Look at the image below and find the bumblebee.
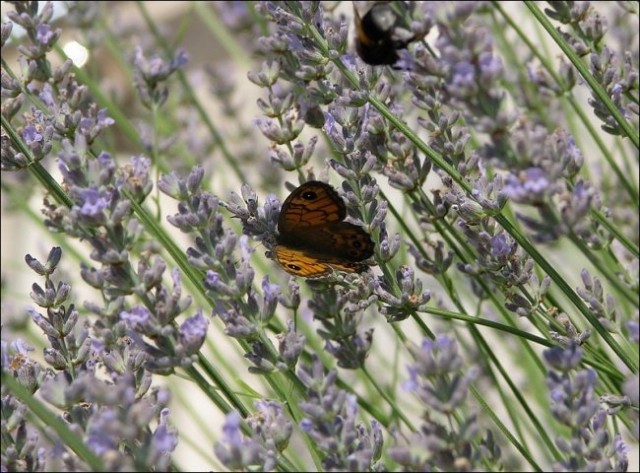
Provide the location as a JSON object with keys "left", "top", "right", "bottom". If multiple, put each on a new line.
{"left": 353, "top": 2, "right": 419, "bottom": 66}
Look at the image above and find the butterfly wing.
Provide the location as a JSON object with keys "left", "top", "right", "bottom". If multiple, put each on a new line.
{"left": 310, "top": 222, "right": 374, "bottom": 261}
{"left": 277, "top": 181, "right": 346, "bottom": 233}
{"left": 275, "top": 181, "right": 374, "bottom": 278}
{"left": 274, "top": 244, "right": 369, "bottom": 278}
{"left": 273, "top": 246, "right": 335, "bottom": 278}
{"left": 275, "top": 222, "right": 374, "bottom": 277}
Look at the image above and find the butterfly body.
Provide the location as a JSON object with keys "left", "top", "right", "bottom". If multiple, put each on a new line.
{"left": 274, "top": 181, "right": 374, "bottom": 278}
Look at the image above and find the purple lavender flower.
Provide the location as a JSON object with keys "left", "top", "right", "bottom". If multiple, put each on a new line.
{"left": 86, "top": 408, "right": 119, "bottom": 455}
{"left": 149, "top": 408, "right": 178, "bottom": 470}
{"left": 35, "top": 24, "right": 56, "bottom": 45}
{"left": 544, "top": 343, "right": 630, "bottom": 470}
{"left": 178, "top": 310, "right": 209, "bottom": 355}
{"left": 390, "top": 336, "right": 490, "bottom": 470}
{"left": 503, "top": 167, "right": 551, "bottom": 204}
{"left": 405, "top": 336, "right": 476, "bottom": 410}
{"left": 276, "top": 320, "right": 305, "bottom": 368}
{"left": 247, "top": 400, "right": 293, "bottom": 453}
{"left": 489, "top": 233, "right": 511, "bottom": 260}
{"left": 24, "top": 246, "right": 62, "bottom": 276}
{"left": 74, "top": 107, "right": 115, "bottom": 144}
{"left": 73, "top": 188, "right": 110, "bottom": 223}
{"left": 120, "top": 306, "right": 152, "bottom": 331}
{"left": 22, "top": 124, "right": 43, "bottom": 146}
{"left": 260, "top": 276, "right": 281, "bottom": 322}
{"left": 450, "top": 59, "right": 477, "bottom": 96}
{"left": 1, "top": 20, "right": 13, "bottom": 47}
{"left": 214, "top": 411, "right": 264, "bottom": 470}
{"left": 132, "top": 46, "right": 188, "bottom": 108}
{"left": 297, "top": 358, "right": 385, "bottom": 470}
{"left": 374, "top": 266, "right": 431, "bottom": 322}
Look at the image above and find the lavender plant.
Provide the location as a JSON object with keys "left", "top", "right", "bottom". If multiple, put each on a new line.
{"left": 1, "top": 1, "right": 638, "bottom": 471}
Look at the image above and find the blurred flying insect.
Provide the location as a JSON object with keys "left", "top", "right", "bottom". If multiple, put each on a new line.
{"left": 353, "top": 1, "right": 423, "bottom": 67}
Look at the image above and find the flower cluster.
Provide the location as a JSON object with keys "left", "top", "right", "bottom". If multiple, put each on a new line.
{"left": 544, "top": 343, "right": 629, "bottom": 471}
{"left": 3, "top": 248, "right": 178, "bottom": 471}
{"left": 297, "top": 357, "right": 385, "bottom": 471}
{"left": 214, "top": 401, "right": 293, "bottom": 471}
{"left": 307, "top": 278, "right": 377, "bottom": 368}
{"left": 388, "top": 335, "right": 498, "bottom": 471}
{"left": 545, "top": 1, "right": 638, "bottom": 136}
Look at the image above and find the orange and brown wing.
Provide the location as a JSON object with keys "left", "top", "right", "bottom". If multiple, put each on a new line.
{"left": 274, "top": 246, "right": 369, "bottom": 278}
{"left": 277, "top": 181, "right": 346, "bottom": 233}
{"left": 274, "top": 222, "right": 374, "bottom": 277}
{"left": 275, "top": 180, "right": 375, "bottom": 278}
{"left": 274, "top": 246, "right": 334, "bottom": 278}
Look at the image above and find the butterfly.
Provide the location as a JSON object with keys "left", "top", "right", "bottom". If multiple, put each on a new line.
{"left": 274, "top": 181, "right": 375, "bottom": 278}
{"left": 353, "top": 1, "right": 421, "bottom": 67}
